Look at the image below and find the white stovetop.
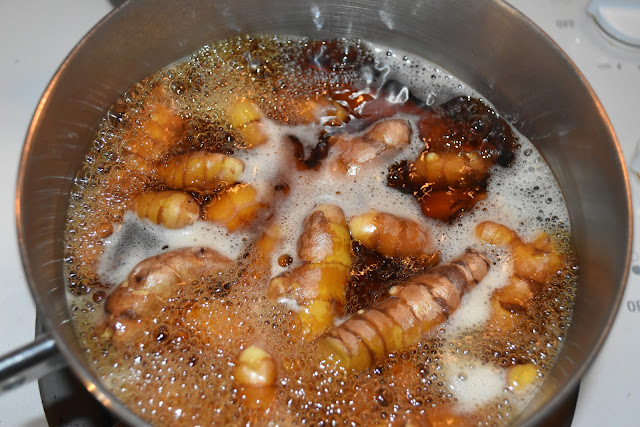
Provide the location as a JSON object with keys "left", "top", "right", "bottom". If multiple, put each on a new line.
{"left": 0, "top": 1, "right": 638, "bottom": 425}
{"left": 0, "top": 1, "right": 113, "bottom": 425}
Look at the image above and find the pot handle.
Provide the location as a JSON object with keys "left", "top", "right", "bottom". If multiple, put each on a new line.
{"left": 0, "top": 334, "right": 67, "bottom": 392}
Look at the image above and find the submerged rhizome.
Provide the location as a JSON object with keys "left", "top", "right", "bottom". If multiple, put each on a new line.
{"left": 64, "top": 35, "right": 576, "bottom": 426}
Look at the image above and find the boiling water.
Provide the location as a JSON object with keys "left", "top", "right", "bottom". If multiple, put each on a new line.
{"left": 65, "top": 36, "right": 575, "bottom": 426}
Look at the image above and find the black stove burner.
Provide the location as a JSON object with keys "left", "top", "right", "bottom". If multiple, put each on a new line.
{"left": 36, "top": 315, "right": 121, "bottom": 427}
{"left": 39, "top": 367, "right": 121, "bottom": 427}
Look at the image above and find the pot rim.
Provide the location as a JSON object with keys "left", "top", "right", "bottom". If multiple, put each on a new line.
{"left": 14, "top": 0, "right": 632, "bottom": 425}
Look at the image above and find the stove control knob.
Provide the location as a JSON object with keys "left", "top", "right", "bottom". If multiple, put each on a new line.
{"left": 588, "top": 0, "right": 640, "bottom": 47}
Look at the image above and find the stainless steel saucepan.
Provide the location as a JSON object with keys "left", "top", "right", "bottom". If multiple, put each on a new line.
{"left": 1, "top": 0, "right": 631, "bottom": 425}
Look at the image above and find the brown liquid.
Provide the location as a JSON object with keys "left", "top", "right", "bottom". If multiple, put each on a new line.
{"left": 346, "top": 241, "right": 439, "bottom": 314}
{"left": 65, "top": 35, "right": 576, "bottom": 426}
{"left": 386, "top": 96, "right": 518, "bottom": 223}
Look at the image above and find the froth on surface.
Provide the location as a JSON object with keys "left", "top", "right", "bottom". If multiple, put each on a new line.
{"left": 445, "top": 249, "right": 513, "bottom": 332}
{"left": 99, "top": 211, "right": 249, "bottom": 285}
{"left": 441, "top": 350, "right": 508, "bottom": 412}
{"left": 64, "top": 35, "right": 575, "bottom": 426}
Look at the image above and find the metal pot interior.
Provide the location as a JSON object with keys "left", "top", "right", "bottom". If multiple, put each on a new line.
{"left": 16, "top": 0, "right": 631, "bottom": 425}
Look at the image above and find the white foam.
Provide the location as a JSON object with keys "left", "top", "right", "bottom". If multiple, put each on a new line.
{"left": 97, "top": 45, "right": 571, "bottom": 339}
{"left": 234, "top": 114, "right": 434, "bottom": 276}
{"left": 79, "top": 38, "right": 575, "bottom": 423}
{"left": 367, "top": 43, "right": 476, "bottom": 109}
{"left": 98, "top": 211, "right": 250, "bottom": 285}
{"left": 446, "top": 250, "right": 513, "bottom": 332}
{"left": 441, "top": 349, "right": 508, "bottom": 413}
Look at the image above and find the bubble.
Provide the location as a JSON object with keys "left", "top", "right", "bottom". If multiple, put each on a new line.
{"left": 170, "top": 79, "right": 187, "bottom": 95}
{"left": 247, "top": 55, "right": 271, "bottom": 78}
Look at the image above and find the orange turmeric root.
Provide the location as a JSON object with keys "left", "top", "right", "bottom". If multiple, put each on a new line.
{"left": 158, "top": 151, "right": 244, "bottom": 192}
{"left": 122, "top": 88, "right": 184, "bottom": 162}
{"left": 475, "top": 221, "right": 563, "bottom": 328}
{"left": 475, "top": 221, "right": 562, "bottom": 285}
{"left": 244, "top": 223, "right": 282, "bottom": 282}
{"left": 132, "top": 190, "right": 200, "bottom": 229}
{"left": 317, "top": 249, "right": 490, "bottom": 371}
{"left": 105, "top": 247, "right": 232, "bottom": 341}
{"left": 475, "top": 221, "right": 562, "bottom": 298}
{"left": 203, "top": 183, "right": 268, "bottom": 231}
{"left": 330, "top": 119, "right": 411, "bottom": 175}
{"left": 233, "top": 344, "right": 278, "bottom": 410}
{"left": 348, "top": 210, "right": 434, "bottom": 258}
{"left": 267, "top": 204, "right": 352, "bottom": 337}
